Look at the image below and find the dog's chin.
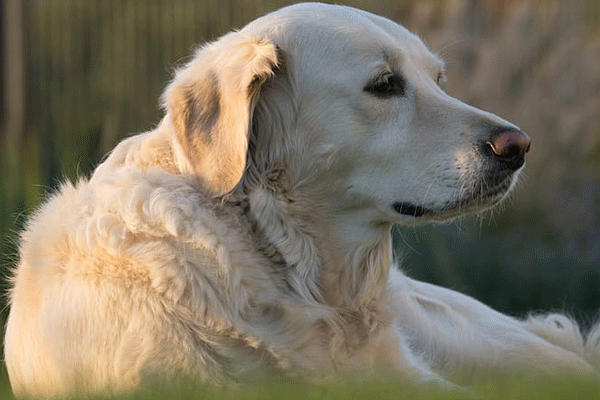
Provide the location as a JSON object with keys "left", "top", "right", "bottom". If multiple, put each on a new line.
{"left": 393, "top": 172, "right": 517, "bottom": 223}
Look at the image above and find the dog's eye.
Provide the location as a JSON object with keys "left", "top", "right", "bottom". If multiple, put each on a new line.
{"left": 365, "top": 73, "right": 406, "bottom": 97}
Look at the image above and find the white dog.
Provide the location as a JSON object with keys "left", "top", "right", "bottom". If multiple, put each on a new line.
{"left": 5, "top": 3, "right": 600, "bottom": 397}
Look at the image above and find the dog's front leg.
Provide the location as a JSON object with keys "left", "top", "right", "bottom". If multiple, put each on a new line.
{"left": 372, "top": 324, "right": 458, "bottom": 388}
{"left": 390, "top": 270, "right": 598, "bottom": 383}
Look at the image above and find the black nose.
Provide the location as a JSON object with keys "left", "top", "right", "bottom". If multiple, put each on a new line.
{"left": 486, "top": 129, "right": 531, "bottom": 170}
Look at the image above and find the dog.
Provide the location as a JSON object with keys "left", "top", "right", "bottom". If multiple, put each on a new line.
{"left": 5, "top": 3, "right": 600, "bottom": 397}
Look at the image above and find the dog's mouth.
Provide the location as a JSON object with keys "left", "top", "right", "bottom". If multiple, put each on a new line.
{"left": 392, "top": 171, "right": 516, "bottom": 220}
{"left": 392, "top": 202, "right": 429, "bottom": 217}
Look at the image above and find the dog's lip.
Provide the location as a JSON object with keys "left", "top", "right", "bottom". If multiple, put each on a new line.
{"left": 392, "top": 175, "right": 514, "bottom": 219}
{"left": 392, "top": 202, "right": 430, "bottom": 217}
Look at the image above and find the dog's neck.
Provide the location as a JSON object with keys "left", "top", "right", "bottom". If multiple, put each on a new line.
{"left": 245, "top": 181, "right": 393, "bottom": 312}
{"left": 319, "top": 216, "right": 393, "bottom": 309}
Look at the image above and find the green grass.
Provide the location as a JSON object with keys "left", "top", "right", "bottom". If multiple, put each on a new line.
{"left": 117, "top": 378, "right": 600, "bottom": 400}
{"left": 0, "top": 378, "right": 588, "bottom": 400}
{"left": 0, "top": 367, "right": 598, "bottom": 399}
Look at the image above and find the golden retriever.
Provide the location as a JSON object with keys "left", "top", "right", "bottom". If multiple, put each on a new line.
{"left": 5, "top": 3, "right": 599, "bottom": 397}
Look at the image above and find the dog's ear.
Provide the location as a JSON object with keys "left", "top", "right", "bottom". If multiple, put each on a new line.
{"left": 163, "top": 34, "right": 278, "bottom": 196}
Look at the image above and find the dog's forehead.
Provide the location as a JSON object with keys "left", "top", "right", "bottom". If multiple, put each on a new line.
{"left": 244, "top": 3, "right": 442, "bottom": 72}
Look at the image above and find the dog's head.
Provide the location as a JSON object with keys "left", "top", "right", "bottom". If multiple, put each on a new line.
{"left": 163, "top": 3, "right": 530, "bottom": 224}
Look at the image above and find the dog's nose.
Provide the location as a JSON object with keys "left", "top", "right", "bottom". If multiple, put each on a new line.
{"left": 486, "top": 129, "right": 531, "bottom": 170}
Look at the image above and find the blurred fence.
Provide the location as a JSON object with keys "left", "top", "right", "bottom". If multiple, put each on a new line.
{"left": 2, "top": 0, "right": 600, "bottom": 321}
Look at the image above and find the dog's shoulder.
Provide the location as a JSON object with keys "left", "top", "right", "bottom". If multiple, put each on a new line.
{"left": 16, "top": 129, "right": 269, "bottom": 303}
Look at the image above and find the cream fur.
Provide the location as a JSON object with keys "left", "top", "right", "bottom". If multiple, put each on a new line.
{"left": 5, "top": 3, "right": 600, "bottom": 397}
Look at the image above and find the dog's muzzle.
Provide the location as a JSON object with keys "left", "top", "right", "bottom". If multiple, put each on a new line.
{"left": 393, "top": 128, "right": 531, "bottom": 219}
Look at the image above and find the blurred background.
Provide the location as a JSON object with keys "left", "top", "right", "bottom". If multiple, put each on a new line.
{"left": 1, "top": 0, "right": 599, "bottom": 342}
